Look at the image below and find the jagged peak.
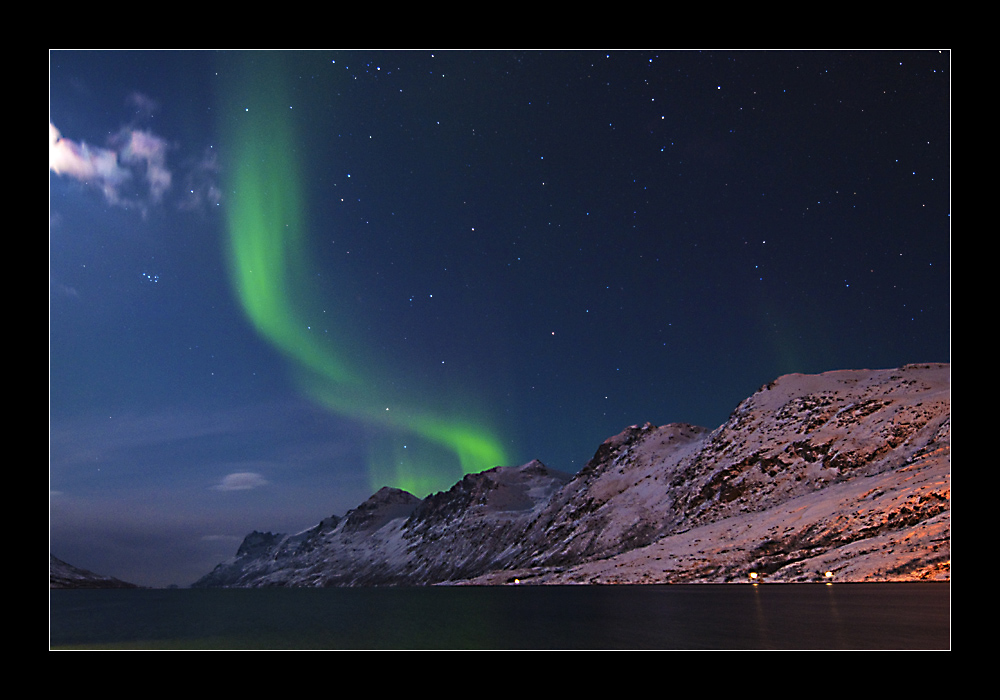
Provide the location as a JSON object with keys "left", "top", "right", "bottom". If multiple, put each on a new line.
{"left": 579, "top": 421, "right": 659, "bottom": 476}
{"left": 341, "top": 486, "right": 423, "bottom": 534}
{"left": 515, "top": 458, "right": 552, "bottom": 476}
{"left": 367, "top": 485, "right": 422, "bottom": 504}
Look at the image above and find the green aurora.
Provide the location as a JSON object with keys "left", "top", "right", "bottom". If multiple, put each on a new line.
{"left": 218, "top": 55, "right": 510, "bottom": 495}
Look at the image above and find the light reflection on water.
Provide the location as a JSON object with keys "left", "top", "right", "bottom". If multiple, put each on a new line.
{"left": 50, "top": 582, "right": 949, "bottom": 650}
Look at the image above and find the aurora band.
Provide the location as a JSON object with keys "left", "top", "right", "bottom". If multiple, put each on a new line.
{"left": 218, "top": 54, "right": 509, "bottom": 495}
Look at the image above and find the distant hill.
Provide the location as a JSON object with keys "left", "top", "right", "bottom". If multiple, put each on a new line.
{"left": 194, "top": 363, "right": 950, "bottom": 587}
{"left": 50, "top": 555, "right": 140, "bottom": 589}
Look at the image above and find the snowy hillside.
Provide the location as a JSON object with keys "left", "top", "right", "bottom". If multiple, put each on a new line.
{"left": 193, "top": 460, "right": 572, "bottom": 587}
{"left": 194, "top": 363, "right": 950, "bottom": 587}
{"left": 50, "top": 555, "right": 140, "bottom": 589}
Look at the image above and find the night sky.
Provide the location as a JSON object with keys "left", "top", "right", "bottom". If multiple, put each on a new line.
{"left": 49, "top": 50, "right": 950, "bottom": 587}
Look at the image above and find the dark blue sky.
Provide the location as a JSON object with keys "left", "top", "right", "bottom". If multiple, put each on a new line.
{"left": 49, "top": 50, "right": 950, "bottom": 587}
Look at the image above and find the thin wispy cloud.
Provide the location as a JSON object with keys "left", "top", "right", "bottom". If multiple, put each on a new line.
{"left": 126, "top": 91, "right": 160, "bottom": 120}
{"left": 178, "top": 145, "right": 222, "bottom": 211}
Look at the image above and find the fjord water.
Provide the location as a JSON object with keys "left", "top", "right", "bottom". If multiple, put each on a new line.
{"left": 50, "top": 582, "right": 949, "bottom": 650}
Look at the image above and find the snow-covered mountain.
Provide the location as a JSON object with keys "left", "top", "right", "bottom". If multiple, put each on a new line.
{"left": 193, "top": 363, "right": 950, "bottom": 587}
{"left": 50, "top": 555, "right": 140, "bottom": 589}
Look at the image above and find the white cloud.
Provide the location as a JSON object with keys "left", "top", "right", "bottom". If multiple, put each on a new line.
{"left": 49, "top": 117, "right": 218, "bottom": 215}
{"left": 118, "top": 128, "right": 172, "bottom": 203}
{"left": 49, "top": 123, "right": 132, "bottom": 200}
{"left": 212, "top": 472, "right": 270, "bottom": 491}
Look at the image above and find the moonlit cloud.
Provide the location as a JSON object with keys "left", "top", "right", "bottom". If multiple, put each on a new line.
{"left": 117, "top": 128, "right": 172, "bottom": 203}
{"left": 212, "top": 472, "right": 270, "bottom": 491}
{"left": 50, "top": 118, "right": 220, "bottom": 215}
{"left": 49, "top": 120, "right": 172, "bottom": 212}
{"left": 49, "top": 122, "right": 132, "bottom": 199}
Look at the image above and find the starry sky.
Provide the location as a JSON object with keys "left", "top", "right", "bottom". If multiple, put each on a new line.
{"left": 49, "top": 50, "right": 950, "bottom": 587}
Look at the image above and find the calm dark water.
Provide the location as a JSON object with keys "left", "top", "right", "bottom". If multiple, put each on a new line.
{"left": 50, "top": 582, "right": 949, "bottom": 650}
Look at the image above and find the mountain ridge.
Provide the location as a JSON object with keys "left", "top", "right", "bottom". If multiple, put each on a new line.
{"left": 193, "top": 362, "right": 950, "bottom": 587}
{"left": 49, "top": 555, "right": 141, "bottom": 589}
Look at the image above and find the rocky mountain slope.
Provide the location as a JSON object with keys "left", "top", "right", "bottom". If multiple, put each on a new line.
{"left": 50, "top": 555, "right": 140, "bottom": 589}
{"left": 193, "top": 363, "right": 950, "bottom": 587}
